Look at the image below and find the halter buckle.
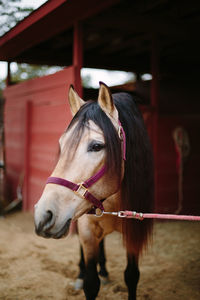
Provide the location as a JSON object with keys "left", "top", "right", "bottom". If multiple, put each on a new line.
{"left": 76, "top": 184, "right": 88, "bottom": 198}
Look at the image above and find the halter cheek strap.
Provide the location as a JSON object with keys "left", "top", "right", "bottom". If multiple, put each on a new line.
{"left": 46, "top": 120, "right": 126, "bottom": 212}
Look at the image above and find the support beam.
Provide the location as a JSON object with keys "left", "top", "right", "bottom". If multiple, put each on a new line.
{"left": 73, "top": 21, "right": 83, "bottom": 97}
{"left": 150, "top": 34, "right": 159, "bottom": 210}
{"left": 6, "top": 62, "right": 11, "bottom": 86}
{"left": 23, "top": 101, "right": 32, "bottom": 210}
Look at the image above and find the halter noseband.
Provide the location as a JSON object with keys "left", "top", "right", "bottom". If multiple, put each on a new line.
{"left": 46, "top": 165, "right": 106, "bottom": 211}
{"left": 46, "top": 120, "right": 126, "bottom": 213}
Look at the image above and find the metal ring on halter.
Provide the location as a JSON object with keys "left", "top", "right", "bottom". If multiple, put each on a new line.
{"left": 95, "top": 208, "right": 104, "bottom": 217}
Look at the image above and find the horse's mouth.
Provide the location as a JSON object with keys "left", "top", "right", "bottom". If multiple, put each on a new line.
{"left": 52, "top": 218, "right": 72, "bottom": 239}
{"left": 38, "top": 218, "right": 72, "bottom": 239}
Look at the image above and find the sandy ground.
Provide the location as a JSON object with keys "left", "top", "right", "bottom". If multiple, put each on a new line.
{"left": 0, "top": 212, "right": 199, "bottom": 300}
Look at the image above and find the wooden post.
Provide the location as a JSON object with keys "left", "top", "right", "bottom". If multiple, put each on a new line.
{"left": 73, "top": 21, "right": 83, "bottom": 97}
{"left": 23, "top": 101, "right": 32, "bottom": 211}
{"left": 150, "top": 35, "right": 159, "bottom": 210}
{"left": 6, "top": 62, "right": 11, "bottom": 86}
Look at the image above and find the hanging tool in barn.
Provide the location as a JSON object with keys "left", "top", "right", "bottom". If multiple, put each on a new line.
{"left": 172, "top": 127, "right": 190, "bottom": 214}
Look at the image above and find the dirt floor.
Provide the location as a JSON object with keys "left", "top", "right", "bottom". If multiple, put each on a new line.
{"left": 0, "top": 212, "right": 199, "bottom": 300}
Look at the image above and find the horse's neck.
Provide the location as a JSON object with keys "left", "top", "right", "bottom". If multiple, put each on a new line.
{"left": 101, "top": 190, "right": 122, "bottom": 234}
{"left": 103, "top": 190, "right": 121, "bottom": 212}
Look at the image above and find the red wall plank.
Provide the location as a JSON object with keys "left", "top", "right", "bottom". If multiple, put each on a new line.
{"left": 4, "top": 67, "right": 75, "bottom": 210}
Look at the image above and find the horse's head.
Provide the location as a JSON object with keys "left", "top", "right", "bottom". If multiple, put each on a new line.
{"left": 34, "top": 83, "right": 124, "bottom": 239}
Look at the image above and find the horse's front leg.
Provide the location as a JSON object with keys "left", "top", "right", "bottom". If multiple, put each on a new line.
{"left": 75, "top": 238, "right": 108, "bottom": 290}
{"left": 124, "top": 253, "right": 140, "bottom": 300}
{"left": 98, "top": 239, "right": 109, "bottom": 283}
{"left": 74, "top": 245, "right": 85, "bottom": 290}
{"left": 78, "top": 218, "right": 102, "bottom": 300}
{"left": 83, "top": 254, "right": 100, "bottom": 300}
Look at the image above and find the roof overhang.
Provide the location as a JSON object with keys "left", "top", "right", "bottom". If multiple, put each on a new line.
{"left": 0, "top": 0, "right": 119, "bottom": 62}
{"left": 0, "top": 0, "right": 200, "bottom": 75}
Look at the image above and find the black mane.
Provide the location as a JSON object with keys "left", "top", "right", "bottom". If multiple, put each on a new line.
{"left": 113, "top": 93, "right": 154, "bottom": 254}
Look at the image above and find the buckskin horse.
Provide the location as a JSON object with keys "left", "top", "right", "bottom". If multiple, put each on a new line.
{"left": 34, "top": 82, "right": 154, "bottom": 300}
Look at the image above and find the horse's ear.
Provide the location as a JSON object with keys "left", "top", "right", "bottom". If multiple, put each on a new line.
{"left": 68, "top": 85, "right": 85, "bottom": 116}
{"left": 97, "top": 82, "right": 118, "bottom": 121}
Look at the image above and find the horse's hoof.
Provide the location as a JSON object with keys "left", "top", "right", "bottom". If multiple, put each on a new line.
{"left": 74, "top": 278, "right": 84, "bottom": 290}
{"left": 99, "top": 275, "right": 110, "bottom": 285}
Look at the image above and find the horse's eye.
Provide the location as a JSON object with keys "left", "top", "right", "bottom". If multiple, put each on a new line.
{"left": 88, "top": 141, "right": 105, "bottom": 152}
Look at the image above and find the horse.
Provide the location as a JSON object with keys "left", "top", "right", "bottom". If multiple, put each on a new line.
{"left": 34, "top": 82, "right": 154, "bottom": 300}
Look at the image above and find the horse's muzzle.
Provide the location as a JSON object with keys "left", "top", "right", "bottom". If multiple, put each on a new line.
{"left": 34, "top": 207, "right": 72, "bottom": 239}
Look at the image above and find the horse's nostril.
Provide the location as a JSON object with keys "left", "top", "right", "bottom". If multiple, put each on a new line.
{"left": 43, "top": 210, "right": 55, "bottom": 231}
{"left": 46, "top": 210, "right": 53, "bottom": 222}
{"left": 35, "top": 210, "right": 55, "bottom": 235}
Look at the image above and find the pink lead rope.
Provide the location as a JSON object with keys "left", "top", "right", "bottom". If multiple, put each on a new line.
{"left": 99, "top": 210, "right": 200, "bottom": 221}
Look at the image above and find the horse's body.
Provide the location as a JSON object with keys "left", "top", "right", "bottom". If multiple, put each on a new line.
{"left": 34, "top": 83, "right": 154, "bottom": 300}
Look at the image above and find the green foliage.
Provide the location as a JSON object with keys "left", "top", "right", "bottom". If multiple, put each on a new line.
{"left": 0, "top": 1, "right": 61, "bottom": 94}
{"left": 11, "top": 63, "right": 62, "bottom": 83}
{"left": 0, "top": 0, "right": 34, "bottom": 93}
{"left": 0, "top": 0, "right": 33, "bottom": 36}
{"left": 0, "top": 79, "right": 5, "bottom": 97}
{"left": 82, "top": 74, "right": 92, "bottom": 88}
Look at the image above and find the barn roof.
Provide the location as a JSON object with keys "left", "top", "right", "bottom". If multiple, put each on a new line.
{"left": 0, "top": 0, "right": 200, "bottom": 75}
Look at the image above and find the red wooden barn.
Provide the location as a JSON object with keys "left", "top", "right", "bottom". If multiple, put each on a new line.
{"left": 0, "top": 0, "right": 200, "bottom": 214}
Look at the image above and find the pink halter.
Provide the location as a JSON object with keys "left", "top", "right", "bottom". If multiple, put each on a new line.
{"left": 46, "top": 120, "right": 126, "bottom": 212}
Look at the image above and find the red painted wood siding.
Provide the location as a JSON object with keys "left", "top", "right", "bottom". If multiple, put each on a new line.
{"left": 3, "top": 71, "right": 200, "bottom": 215}
{"left": 4, "top": 67, "right": 75, "bottom": 210}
